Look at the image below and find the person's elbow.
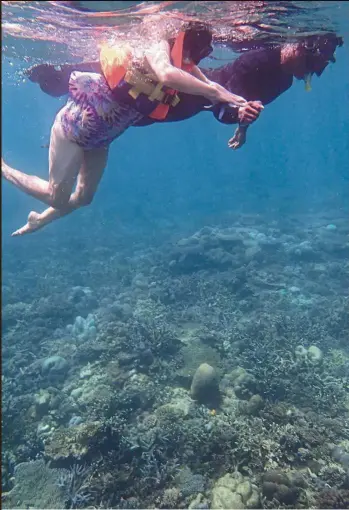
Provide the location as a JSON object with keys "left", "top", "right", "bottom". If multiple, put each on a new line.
{"left": 155, "top": 65, "right": 177, "bottom": 87}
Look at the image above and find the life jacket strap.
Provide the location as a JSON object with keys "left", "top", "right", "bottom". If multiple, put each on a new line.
{"left": 124, "top": 69, "right": 180, "bottom": 107}
{"left": 148, "top": 82, "right": 164, "bottom": 102}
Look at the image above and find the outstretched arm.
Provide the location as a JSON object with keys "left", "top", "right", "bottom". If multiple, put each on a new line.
{"left": 145, "top": 41, "right": 247, "bottom": 107}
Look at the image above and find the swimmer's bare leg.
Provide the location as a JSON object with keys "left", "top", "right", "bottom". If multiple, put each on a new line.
{"left": 228, "top": 124, "right": 249, "bottom": 150}
{"left": 12, "top": 147, "right": 109, "bottom": 237}
{"left": 2, "top": 159, "right": 54, "bottom": 204}
{"left": 2, "top": 120, "right": 83, "bottom": 207}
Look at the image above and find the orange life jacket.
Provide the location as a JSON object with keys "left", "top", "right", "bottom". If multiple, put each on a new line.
{"left": 100, "top": 31, "right": 194, "bottom": 120}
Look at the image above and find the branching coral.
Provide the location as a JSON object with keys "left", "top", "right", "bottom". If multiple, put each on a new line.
{"left": 56, "top": 463, "right": 95, "bottom": 509}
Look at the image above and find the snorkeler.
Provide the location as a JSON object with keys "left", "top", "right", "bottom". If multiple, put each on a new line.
{"left": 2, "top": 21, "right": 252, "bottom": 237}
{"left": 27, "top": 32, "right": 342, "bottom": 150}
{"left": 220, "top": 33, "right": 343, "bottom": 149}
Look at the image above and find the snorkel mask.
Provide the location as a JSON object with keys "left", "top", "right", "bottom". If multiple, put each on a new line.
{"left": 183, "top": 21, "right": 213, "bottom": 65}
{"left": 302, "top": 33, "right": 343, "bottom": 91}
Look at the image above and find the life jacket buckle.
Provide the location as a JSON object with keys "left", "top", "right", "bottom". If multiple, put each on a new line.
{"left": 162, "top": 93, "right": 180, "bottom": 107}
{"left": 128, "top": 87, "right": 140, "bottom": 100}
{"left": 171, "top": 94, "right": 180, "bottom": 107}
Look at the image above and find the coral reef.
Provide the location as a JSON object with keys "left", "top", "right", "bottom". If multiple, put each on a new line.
{"left": 3, "top": 459, "right": 69, "bottom": 509}
{"left": 190, "top": 363, "right": 220, "bottom": 405}
{"left": 2, "top": 211, "right": 349, "bottom": 508}
{"left": 211, "top": 471, "right": 260, "bottom": 509}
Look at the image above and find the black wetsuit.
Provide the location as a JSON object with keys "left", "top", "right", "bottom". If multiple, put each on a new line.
{"left": 29, "top": 47, "right": 294, "bottom": 126}
{"left": 137, "top": 47, "right": 293, "bottom": 126}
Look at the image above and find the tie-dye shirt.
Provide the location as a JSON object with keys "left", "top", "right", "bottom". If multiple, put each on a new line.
{"left": 58, "top": 71, "right": 144, "bottom": 149}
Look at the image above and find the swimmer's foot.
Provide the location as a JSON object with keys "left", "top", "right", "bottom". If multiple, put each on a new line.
{"left": 1, "top": 158, "right": 11, "bottom": 179}
{"left": 12, "top": 211, "right": 42, "bottom": 237}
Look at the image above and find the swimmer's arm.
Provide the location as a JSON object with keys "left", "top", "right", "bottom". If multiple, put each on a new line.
{"left": 189, "top": 65, "right": 211, "bottom": 84}
{"left": 145, "top": 41, "right": 247, "bottom": 107}
{"left": 191, "top": 64, "right": 253, "bottom": 112}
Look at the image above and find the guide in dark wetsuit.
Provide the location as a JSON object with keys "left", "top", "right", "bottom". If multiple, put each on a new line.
{"left": 137, "top": 46, "right": 293, "bottom": 126}
{"left": 154, "top": 45, "right": 295, "bottom": 149}
{"left": 138, "top": 35, "right": 341, "bottom": 149}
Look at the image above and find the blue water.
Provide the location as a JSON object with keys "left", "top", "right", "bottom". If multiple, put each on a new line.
{"left": 3, "top": 54, "right": 349, "bottom": 241}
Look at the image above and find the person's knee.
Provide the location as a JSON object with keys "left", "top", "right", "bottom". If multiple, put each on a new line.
{"left": 76, "top": 192, "right": 94, "bottom": 207}
{"left": 49, "top": 184, "right": 70, "bottom": 208}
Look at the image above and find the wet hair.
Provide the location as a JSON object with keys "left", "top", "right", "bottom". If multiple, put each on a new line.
{"left": 301, "top": 32, "right": 343, "bottom": 76}
{"left": 182, "top": 21, "right": 213, "bottom": 64}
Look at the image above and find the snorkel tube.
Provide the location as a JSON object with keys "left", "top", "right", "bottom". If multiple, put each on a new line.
{"left": 304, "top": 73, "right": 312, "bottom": 92}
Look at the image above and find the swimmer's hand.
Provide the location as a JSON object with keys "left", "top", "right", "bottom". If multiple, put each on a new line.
{"left": 228, "top": 101, "right": 263, "bottom": 150}
{"left": 228, "top": 126, "right": 247, "bottom": 150}
{"left": 238, "top": 101, "right": 264, "bottom": 125}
